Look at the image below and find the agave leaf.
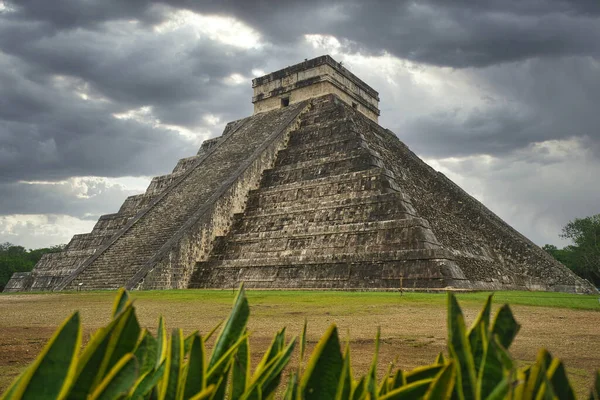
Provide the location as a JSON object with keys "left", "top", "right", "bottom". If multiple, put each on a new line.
{"left": 252, "top": 327, "right": 286, "bottom": 381}
{"left": 379, "top": 379, "right": 433, "bottom": 400}
{"left": 366, "top": 327, "right": 381, "bottom": 399}
{"left": 183, "top": 334, "right": 206, "bottom": 399}
{"left": 477, "top": 334, "right": 506, "bottom": 399}
{"left": 435, "top": 352, "right": 446, "bottom": 365}
{"left": 484, "top": 378, "right": 509, "bottom": 400}
{"left": 129, "top": 360, "right": 166, "bottom": 399}
{"left": 68, "top": 307, "right": 133, "bottom": 398}
{"left": 184, "top": 330, "right": 200, "bottom": 355}
{"left": 111, "top": 287, "right": 131, "bottom": 318}
{"left": 209, "top": 284, "right": 249, "bottom": 370}
{"left": 135, "top": 330, "right": 158, "bottom": 377}
{"left": 425, "top": 362, "right": 456, "bottom": 399}
{"left": 547, "top": 359, "right": 575, "bottom": 400}
{"left": 406, "top": 364, "right": 445, "bottom": 384}
{"left": 163, "top": 329, "right": 185, "bottom": 400}
{"left": 203, "top": 321, "right": 223, "bottom": 343}
{"left": 491, "top": 305, "right": 520, "bottom": 349}
{"left": 524, "top": 349, "right": 551, "bottom": 400}
{"left": 10, "top": 312, "right": 81, "bottom": 400}
{"left": 1, "top": 370, "right": 26, "bottom": 400}
{"left": 92, "top": 306, "right": 141, "bottom": 389}
{"left": 300, "top": 318, "right": 308, "bottom": 365}
{"left": 90, "top": 353, "right": 138, "bottom": 400}
{"left": 206, "top": 333, "right": 249, "bottom": 386}
{"left": 447, "top": 293, "right": 477, "bottom": 400}
{"left": 590, "top": 370, "right": 600, "bottom": 400}
{"left": 301, "top": 324, "right": 344, "bottom": 400}
{"left": 378, "top": 361, "right": 395, "bottom": 396}
{"left": 390, "top": 369, "right": 406, "bottom": 390}
{"left": 156, "top": 316, "right": 168, "bottom": 369}
{"left": 336, "top": 342, "right": 353, "bottom": 400}
{"left": 351, "top": 376, "right": 366, "bottom": 400}
{"left": 230, "top": 335, "right": 249, "bottom": 399}
{"left": 255, "top": 338, "right": 297, "bottom": 398}
{"left": 468, "top": 295, "right": 492, "bottom": 373}
{"left": 210, "top": 362, "right": 231, "bottom": 400}
{"left": 283, "top": 372, "right": 299, "bottom": 400}
{"left": 188, "top": 385, "right": 215, "bottom": 400}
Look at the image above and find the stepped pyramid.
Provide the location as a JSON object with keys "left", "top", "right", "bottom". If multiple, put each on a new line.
{"left": 5, "top": 55, "right": 594, "bottom": 293}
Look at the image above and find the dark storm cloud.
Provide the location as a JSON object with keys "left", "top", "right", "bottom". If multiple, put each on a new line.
{"left": 399, "top": 57, "right": 600, "bottom": 158}
{"left": 6, "top": 0, "right": 600, "bottom": 67}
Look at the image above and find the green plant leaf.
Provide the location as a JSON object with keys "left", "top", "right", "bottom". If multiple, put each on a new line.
{"left": 90, "top": 353, "right": 138, "bottom": 400}
{"left": 206, "top": 333, "right": 249, "bottom": 387}
{"left": 11, "top": 312, "right": 81, "bottom": 400}
{"left": 129, "top": 360, "right": 166, "bottom": 399}
{"left": 406, "top": 364, "right": 445, "bottom": 384}
{"left": 184, "top": 330, "right": 200, "bottom": 355}
{"left": 484, "top": 378, "right": 509, "bottom": 400}
{"left": 210, "top": 362, "right": 231, "bottom": 400}
{"left": 252, "top": 327, "right": 286, "bottom": 381}
{"left": 468, "top": 295, "right": 492, "bottom": 373}
{"left": 254, "top": 337, "right": 297, "bottom": 399}
{"left": 491, "top": 305, "right": 520, "bottom": 349}
{"left": 351, "top": 376, "right": 366, "bottom": 400}
{"left": 590, "top": 370, "right": 600, "bottom": 400}
{"left": 184, "top": 334, "right": 206, "bottom": 399}
{"left": 547, "top": 358, "right": 575, "bottom": 400}
{"left": 390, "top": 369, "right": 406, "bottom": 390}
{"left": 336, "top": 342, "right": 353, "bottom": 400}
{"left": 301, "top": 324, "right": 344, "bottom": 400}
{"left": 97, "top": 306, "right": 141, "bottom": 386}
{"left": 380, "top": 379, "right": 433, "bottom": 400}
{"left": 231, "top": 335, "right": 249, "bottom": 400}
{"left": 447, "top": 293, "right": 476, "bottom": 400}
{"left": 111, "top": 288, "right": 130, "bottom": 318}
{"left": 435, "top": 352, "right": 446, "bottom": 365}
{"left": 156, "top": 316, "right": 168, "bottom": 370}
{"left": 188, "top": 385, "right": 215, "bottom": 400}
{"left": 135, "top": 330, "right": 158, "bottom": 377}
{"left": 68, "top": 307, "right": 133, "bottom": 398}
{"left": 366, "top": 327, "right": 381, "bottom": 399}
{"left": 300, "top": 319, "right": 308, "bottom": 365}
{"left": 160, "top": 329, "right": 184, "bottom": 400}
{"left": 477, "top": 334, "right": 506, "bottom": 399}
{"left": 204, "top": 321, "right": 223, "bottom": 343}
{"left": 209, "top": 284, "right": 249, "bottom": 371}
{"left": 283, "top": 372, "right": 299, "bottom": 400}
{"left": 425, "top": 362, "right": 456, "bottom": 399}
{"left": 524, "top": 349, "right": 551, "bottom": 400}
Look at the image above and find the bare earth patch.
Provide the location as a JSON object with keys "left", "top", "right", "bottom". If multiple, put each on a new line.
{"left": 0, "top": 291, "right": 598, "bottom": 397}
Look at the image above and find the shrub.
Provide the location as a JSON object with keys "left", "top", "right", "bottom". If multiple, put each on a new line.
{"left": 2, "top": 286, "right": 599, "bottom": 399}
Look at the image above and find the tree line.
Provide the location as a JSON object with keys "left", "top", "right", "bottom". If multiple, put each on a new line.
{"left": 0, "top": 242, "right": 65, "bottom": 291}
{"left": 543, "top": 214, "right": 600, "bottom": 287}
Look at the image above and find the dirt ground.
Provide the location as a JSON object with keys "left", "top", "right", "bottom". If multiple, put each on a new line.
{"left": 0, "top": 292, "right": 598, "bottom": 397}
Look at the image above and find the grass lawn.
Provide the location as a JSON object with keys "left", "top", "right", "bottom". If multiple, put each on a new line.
{"left": 1, "top": 289, "right": 599, "bottom": 396}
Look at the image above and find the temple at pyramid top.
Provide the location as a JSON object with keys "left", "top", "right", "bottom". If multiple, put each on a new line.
{"left": 252, "top": 55, "right": 381, "bottom": 122}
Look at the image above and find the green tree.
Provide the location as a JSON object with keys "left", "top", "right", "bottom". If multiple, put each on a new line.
{"left": 543, "top": 214, "right": 600, "bottom": 287}
{"left": 0, "top": 242, "right": 65, "bottom": 291}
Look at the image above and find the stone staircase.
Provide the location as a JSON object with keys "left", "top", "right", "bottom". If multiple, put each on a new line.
{"left": 190, "top": 96, "right": 462, "bottom": 290}
{"left": 53, "top": 102, "right": 308, "bottom": 291}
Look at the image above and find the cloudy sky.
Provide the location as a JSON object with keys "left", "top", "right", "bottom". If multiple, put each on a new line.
{"left": 0, "top": 0, "right": 598, "bottom": 249}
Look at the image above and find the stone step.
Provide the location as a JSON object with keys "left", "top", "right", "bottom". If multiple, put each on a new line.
{"left": 226, "top": 218, "right": 432, "bottom": 242}
{"left": 198, "top": 248, "right": 455, "bottom": 269}
{"left": 234, "top": 196, "right": 417, "bottom": 233}
{"left": 289, "top": 120, "right": 355, "bottom": 146}
{"left": 261, "top": 152, "right": 380, "bottom": 187}
{"left": 244, "top": 192, "right": 414, "bottom": 218}
{"left": 189, "top": 259, "right": 458, "bottom": 289}
{"left": 274, "top": 137, "right": 365, "bottom": 167}
{"left": 213, "top": 220, "right": 441, "bottom": 260}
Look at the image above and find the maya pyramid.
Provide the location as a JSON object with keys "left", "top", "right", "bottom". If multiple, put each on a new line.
{"left": 5, "top": 55, "right": 595, "bottom": 293}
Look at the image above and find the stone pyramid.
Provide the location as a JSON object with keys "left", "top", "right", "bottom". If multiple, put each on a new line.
{"left": 5, "top": 56, "right": 594, "bottom": 293}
